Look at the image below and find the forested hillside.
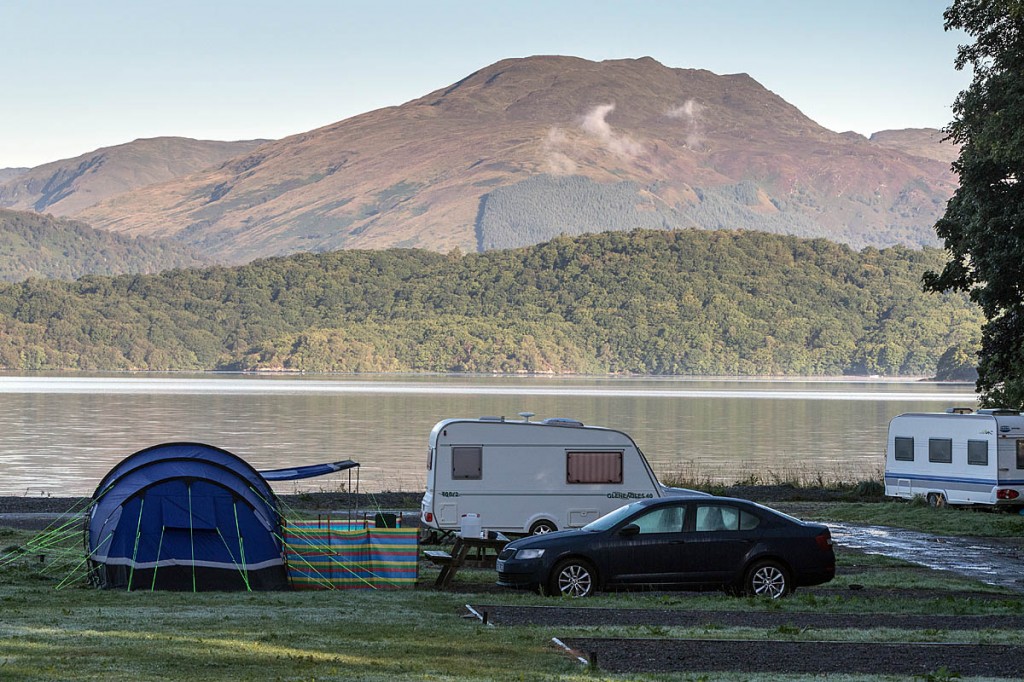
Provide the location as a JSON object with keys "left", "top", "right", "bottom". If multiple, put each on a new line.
{"left": 0, "top": 209, "right": 209, "bottom": 282}
{"left": 477, "top": 176, "right": 831, "bottom": 250}
{"left": 0, "top": 229, "right": 981, "bottom": 376}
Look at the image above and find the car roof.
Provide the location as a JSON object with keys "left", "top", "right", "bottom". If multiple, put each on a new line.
{"left": 644, "top": 495, "right": 754, "bottom": 505}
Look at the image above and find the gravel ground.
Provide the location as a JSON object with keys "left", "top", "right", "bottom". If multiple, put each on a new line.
{"left": 559, "top": 638, "right": 1024, "bottom": 676}
{"left": 471, "top": 604, "right": 1024, "bottom": 630}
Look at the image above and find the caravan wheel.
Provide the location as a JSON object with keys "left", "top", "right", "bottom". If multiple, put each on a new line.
{"left": 530, "top": 520, "right": 557, "bottom": 535}
{"left": 927, "top": 492, "right": 947, "bottom": 508}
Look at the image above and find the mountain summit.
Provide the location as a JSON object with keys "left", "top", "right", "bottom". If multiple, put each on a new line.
{"left": 74, "top": 56, "right": 955, "bottom": 263}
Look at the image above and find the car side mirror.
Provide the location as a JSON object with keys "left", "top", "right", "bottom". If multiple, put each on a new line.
{"left": 619, "top": 523, "right": 640, "bottom": 537}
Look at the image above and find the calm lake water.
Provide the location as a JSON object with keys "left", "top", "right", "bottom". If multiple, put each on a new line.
{"left": 0, "top": 374, "right": 976, "bottom": 497}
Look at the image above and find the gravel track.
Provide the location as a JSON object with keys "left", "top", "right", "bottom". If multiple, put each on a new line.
{"left": 559, "top": 638, "right": 1024, "bottom": 676}
{"left": 471, "top": 604, "right": 1024, "bottom": 630}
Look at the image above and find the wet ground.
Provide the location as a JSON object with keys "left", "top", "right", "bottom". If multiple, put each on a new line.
{"left": 829, "top": 521, "right": 1024, "bottom": 593}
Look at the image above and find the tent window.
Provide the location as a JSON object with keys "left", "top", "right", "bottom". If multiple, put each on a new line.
{"left": 452, "top": 446, "right": 482, "bottom": 480}
{"left": 967, "top": 440, "right": 988, "bottom": 466}
{"left": 567, "top": 451, "right": 623, "bottom": 484}
{"left": 894, "top": 437, "right": 914, "bottom": 461}
{"left": 929, "top": 438, "right": 952, "bottom": 464}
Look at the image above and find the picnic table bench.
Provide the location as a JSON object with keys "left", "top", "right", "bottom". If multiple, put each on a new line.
{"left": 423, "top": 533, "right": 510, "bottom": 588}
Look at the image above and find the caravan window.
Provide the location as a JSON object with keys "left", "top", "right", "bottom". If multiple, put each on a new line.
{"left": 929, "top": 438, "right": 953, "bottom": 464}
{"left": 567, "top": 451, "right": 623, "bottom": 484}
{"left": 894, "top": 437, "right": 914, "bottom": 461}
{"left": 967, "top": 440, "right": 988, "bottom": 466}
{"left": 452, "top": 446, "right": 482, "bottom": 480}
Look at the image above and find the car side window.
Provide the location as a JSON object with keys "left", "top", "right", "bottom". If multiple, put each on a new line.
{"left": 695, "top": 505, "right": 757, "bottom": 532}
{"left": 631, "top": 506, "right": 686, "bottom": 534}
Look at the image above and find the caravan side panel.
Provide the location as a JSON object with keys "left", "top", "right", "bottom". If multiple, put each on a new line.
{"left": 421, "top": 419, "right": 664, "bottom": 534}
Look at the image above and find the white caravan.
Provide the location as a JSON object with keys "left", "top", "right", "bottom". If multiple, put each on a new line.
{"left": 884, "top": 408, "right": 1024, "bottom": 507}
{"left": 420, "top": 415, "right": 700, "bottom": 535}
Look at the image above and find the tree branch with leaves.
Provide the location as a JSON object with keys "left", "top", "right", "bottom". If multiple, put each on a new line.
{"left": 924, "top": 0, "right": 1024, "bottom": 407}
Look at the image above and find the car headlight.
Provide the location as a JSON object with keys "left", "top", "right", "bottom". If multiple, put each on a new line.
{"left": 514, "top": 548, "right": 545, "bottom": 560}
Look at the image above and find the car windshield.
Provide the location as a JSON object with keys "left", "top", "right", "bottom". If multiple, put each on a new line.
{"left": 581, "top": 501, "right": 643, "bottom": 531}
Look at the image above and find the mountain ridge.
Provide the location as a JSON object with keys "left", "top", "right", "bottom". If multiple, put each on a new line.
{"left": 39, "top": 56, "right": 958, "bottom": 263}
{"left": 0, "top": 137, "right": 270, "bottom": 217}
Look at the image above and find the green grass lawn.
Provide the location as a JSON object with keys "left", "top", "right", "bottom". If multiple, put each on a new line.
{"left": 3, "top": 502, "right": 1023, "bottom": 681}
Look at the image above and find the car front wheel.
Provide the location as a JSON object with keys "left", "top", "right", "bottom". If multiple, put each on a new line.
{"left": 548, "top": 559, "right": 596, "bottom": 597}
{"left": 746, "top": 560, "right": 791, "bottom": 599}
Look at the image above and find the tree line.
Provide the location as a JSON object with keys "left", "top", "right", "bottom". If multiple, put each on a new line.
{"left": 0, "top": 228, "right": 982, "bottom": 376}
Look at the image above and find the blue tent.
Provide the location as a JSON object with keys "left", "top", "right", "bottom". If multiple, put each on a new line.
{"left": 87, "top": 442, "right": 289, "bottom": 591}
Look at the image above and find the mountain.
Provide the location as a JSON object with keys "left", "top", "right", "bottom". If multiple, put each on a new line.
{"left": 0, "top": 137, "right": 269, "bottom": 216}
{"left": 0, "top": 208, "right": 209, "bottom": 282}
{"left": 0, "top": 168, "right": 28, "bottom": 184}
{"left": 73, "top": 56, "right": 957, "bottom": 263}
{"left": 869, "top": 128, "right": 959, "bottom": 166}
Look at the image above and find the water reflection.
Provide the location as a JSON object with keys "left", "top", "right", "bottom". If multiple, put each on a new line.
{"left": 0, "top": 375, "right": 976, "bottom": 496}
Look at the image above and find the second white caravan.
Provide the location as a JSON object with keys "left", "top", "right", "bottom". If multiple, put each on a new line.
{"left": 884, "top": 408, "right": 1024, "bottom": 507}
{"left": 420, "top": 415, "right": 702, "bottom": 535}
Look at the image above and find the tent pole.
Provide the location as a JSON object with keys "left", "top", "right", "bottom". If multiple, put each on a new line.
{"left": 188, "top": 483, "right": 196, "bottom": 593}
{"left": 232, "top": 502, "right": 251, "bottom": 591}
{"left": 126, "top": 498, "right": 146, "bottom": 592}
{"left": 151, "top": 526, "right": 166, "bottom": 592}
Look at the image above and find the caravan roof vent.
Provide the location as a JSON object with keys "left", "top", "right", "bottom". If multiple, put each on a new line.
{"left": 945, "top": 407, "right": 974, "bottom": 414}
{"left": 977, "top": 408, "right": 1022, "bottom": 416}
{"left": 542, "top": 417, "right": 584, "bottom": 428}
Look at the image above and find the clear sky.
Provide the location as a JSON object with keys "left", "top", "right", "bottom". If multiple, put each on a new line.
{"left": 0, "top": 0, "right": 970, "bottom": 169}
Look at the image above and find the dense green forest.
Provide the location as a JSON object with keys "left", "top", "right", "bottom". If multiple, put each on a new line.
{"left": 0, "top": 209, "right": 209, "bottom": 282}
{"left": 476, "top": 175, "right": 935, "bottom": 252}
{"left": 0, "top": 229, "right": 982, "bottom": 376}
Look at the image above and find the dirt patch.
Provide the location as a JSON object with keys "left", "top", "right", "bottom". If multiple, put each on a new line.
{"left": 559, "top": 638, "right": 1024, "bottom": 676}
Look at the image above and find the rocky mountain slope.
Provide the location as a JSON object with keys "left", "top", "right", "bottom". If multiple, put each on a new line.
{"left": 0, "top": 168, "right": 28, "bottom": 184}
{"left": 67, "top": 56, "right": 956, "bottom": 263}
{"left": 869, "top": 128, "right": 958, "bottom": 166}
{"left": 0, "top": 137, "right": 268, "bottom": 216}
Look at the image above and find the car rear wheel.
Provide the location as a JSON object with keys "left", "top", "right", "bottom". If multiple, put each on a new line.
{"left": 530, "top": 519, "right": 557, "bottom": 535}
{"left": 548, "top": 558, "right": 596, "bottom": 597}
{"left": 746, "top": 560, "right": 791, "bottom": 599}
{"left": 927, "top": 492, "right": 947, "bottom": 508}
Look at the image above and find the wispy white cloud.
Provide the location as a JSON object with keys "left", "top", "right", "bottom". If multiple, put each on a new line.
{"left": 543, "top": 127, "right": 578, "bottom": 174}
{"left": 580, "top": 103, "right": 643, "bottom": 157}
{"left": 666, "top": 98, "right": 704, "bottom": 149}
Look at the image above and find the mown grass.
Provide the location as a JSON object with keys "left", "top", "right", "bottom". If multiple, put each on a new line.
{"left": 1, "top": 532, "right": 1022, "bottom": 682}
{"left": 3, "top": 504, "right": 1023, "bottom": 681}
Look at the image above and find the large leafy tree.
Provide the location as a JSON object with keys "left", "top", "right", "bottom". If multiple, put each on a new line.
{"left": 924, "top": 0, "right": 1024, "bottom": 407}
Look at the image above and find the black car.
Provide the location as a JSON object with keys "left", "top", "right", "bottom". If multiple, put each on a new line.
{"left": 496, "top": 496, "right": 834, "bottom": 598}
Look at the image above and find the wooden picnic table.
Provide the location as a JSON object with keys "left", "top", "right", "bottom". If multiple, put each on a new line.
{"left": 424, "top": 533, "right": 510, "bottom": 588}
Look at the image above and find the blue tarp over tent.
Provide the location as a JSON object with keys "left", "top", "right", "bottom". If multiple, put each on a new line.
{"left": 87, "top": 442, "right": 289, "bottom": 591}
